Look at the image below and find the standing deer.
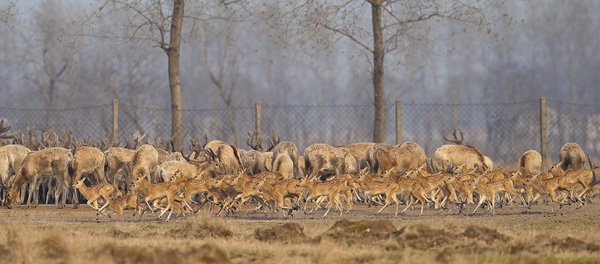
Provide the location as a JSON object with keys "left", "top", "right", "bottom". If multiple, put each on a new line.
{"left": 434, "top": 129, "right": 492, "bottom": 172}
{"left": 268, "top": 131, "right": 300, "bottom": 178}
{"left": 241, "top": 131, "right": 271, "bottom": 175}
{"left": 71, "top": 144, "right": 107, "bottom": 208}
{"left": 0, "top": 144, "right": 30, "bottom": 205}
{"left": 365, "top": 143, "right": 394, "bottom": 174}
{"left": 157, "top": 150, "right": 224, "bottom": 182}
{"left": 304, "top": 143, "right": 350, "bottom": 180}
{"left": 130, "top": 144, "right": 159, "bottom": 183}
{"left": 373, "top": 142, "right": 426, "bottom": 176}
{"left": 216, "top": 144, "right": 242, "bottom": 175}
{"left": 559, "top": 142, "right": 586, "bottom": 170}
{"left": 337, "top": 142, "right": 375, "bottom": 170}
{"left": 104, "top": 132, "right": 145, "bottom": 188}
{"left": 518, "top": 150, "right": 542, "bottom": 176}
{"left": 6, "top": 147, "right": 73, "bottom": 209}
{"left": 273, "top": 152, "right": 294, "bottom": 179}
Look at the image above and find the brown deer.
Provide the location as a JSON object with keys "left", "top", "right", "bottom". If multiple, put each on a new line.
{"left": 215, "top": 144, "right": 242, "bottom": 175}
{"left": 365, "top": 143, "right": 394, "bottom": 175}
{"left": 373, "top": 142, "right": 426, "bottom": 176}
{"left": 273, "top": 152, "right": 294, "bottom": 179}
{"left": 549, "top": 163, "right": 598, "bottom": 205}
{"left": 241, "top": 131, "right": 271, "bottom": 175}
{"left": 296, "top": 177, "right": 344, "bottom": 219}
{"left": 95, "top": 193, "right": 142, "bottom": 222}
{"left": 435, "top": 129, "right": 492, "bottom": 172}
{"left": 179, "top": 174, "right": 222, "bottom": 213}
{"left": 224, "top": 170, "right": 272, "bottom": 214}
{"left": 304, "top": 143, "right": 350, "bottom": 180}
{"left": 71, "top": 144, "right": 108, "bottom": 208}
{"left": 130, "top": 144, "right": 159, "bottom": 183}
{"left": 73, "top": 177, "right": 121, "bottom": 220}
{"left": 6, "top": 147, "right": 73, "bottom": 209}
{"left": 525, "top": 171, "right": 567, "bottom": 213}
{"left": 559, "top": 142, "right": 586, "bottom": 170}
{"left": 518, "top": 150, "right": 542, "bottom": 175}
{"left": 268, "top": 131, "right": 301, "bottom": 178}
{"left": 104, "top": 132, "right": 145, "bottom": 187}
{"left": 0, "top": 150, "right": 14, "bottom": 205}
{"left": 0, "top": 144, "right": 31, "bottom": 205}
{"left": 131, "top": 170, "right": 190, "bottom": 222}
{"left": 254, "top": 178, "right": 302, "bottom": 218}
{"left": 157, "top": 150, "right": 224, "bottom": 182}
{"left": 471, "top": 173, "right": 527, "bottom": 215}
{"left": 337, "top": 142, "right": 375, "bottom": 170}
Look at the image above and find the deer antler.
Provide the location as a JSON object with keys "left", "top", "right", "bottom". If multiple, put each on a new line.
{"left": 204, "top": 148, "right": 217, "bottom": 161}
{"left": 265, "top": 129, "right": 280, "bottom": 151}
{"left": 43, "top": 130, "right": 60, "bottom": 147}
{"left": 189, "top": 136, "right": 204, "bottom": 159}
{"left": 26, "top": 126, "right": 39, "bottom": 150}
{"left": 97, "top": 135, "right": 110, "bottom": 151}
{"left": 0, "top": 120, "right": 17, "bottom": 139}
{"left": 152, "top": 137, "right": 163, "bottom": 149}
{"left": 59, "top": 128, "right": 73, "bottom": 149}
{"left": 132, "top": 131, "right": 146, "bottom": 149}
{"left": 247, "top": 131, "right": 264, "bottom": 151}
{"left": 443, "top": 128, "right": 463, "bottom": 145}
{"left": 13, "top": 130, "right": 24, "bottom": 145}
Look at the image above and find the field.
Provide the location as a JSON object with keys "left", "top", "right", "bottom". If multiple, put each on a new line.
{"left": 2, "top": 201, "right": 600, "bottom": 264}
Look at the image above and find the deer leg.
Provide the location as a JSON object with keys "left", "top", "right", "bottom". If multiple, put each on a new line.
{"left": 27, "top": 177, "right": 39, "bottom": 208}
{"left": 336, "top": 196, "right": 343, "bottom": 219}
{"left": 87, "top": 199, "right": 101, "bottom": 210}
{"left": 97, "top": 201, "right": 110, "bottom": 215}
{"left": 321, "top": 200, "right": 334, "bottom": 219}
{"left": 71, "top": 180, "right": 81, "bottom": 209}
{"left": 158, "top": 200, "right": 173, "bottom": 220}
{"left": 45, "top": 179, "right": 52, "bottom": 205}
{"left": 472, "top": 194, "right": 487, "bottom": 215}
{"left": 53, "top": 182, "right": 63, "bottom": 209}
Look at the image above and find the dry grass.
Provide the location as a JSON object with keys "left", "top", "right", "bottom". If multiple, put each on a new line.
{"left": 2, "top": 204, "right": 600, "bottom": 263}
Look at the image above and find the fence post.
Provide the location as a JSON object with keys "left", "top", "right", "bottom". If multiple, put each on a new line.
{"left": 396, "top": 100, "right": 402, "bottom": 145}
{"left": 255, "top": 101, "right": 262, "bottom": 138}
{"left": 112, "top": 99, "right": 119, "bottom": 147}
{"left": 540, "top": 97, "right": 547, "bottom": 171}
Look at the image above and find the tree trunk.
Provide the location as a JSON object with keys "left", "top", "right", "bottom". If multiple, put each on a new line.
{"left": 371, "top": 1, "right": 386, "bottom": 143}
{"left": 167, "top": 0, "right": 184, "bottom": 153}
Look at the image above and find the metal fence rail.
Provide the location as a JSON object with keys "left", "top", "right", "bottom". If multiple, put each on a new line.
{"left": 1, "top": 97, "right": 599, "bottom": 168}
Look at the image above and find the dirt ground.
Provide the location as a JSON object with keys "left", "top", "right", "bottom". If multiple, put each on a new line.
{"left": 1, "top": 198, "right": 599, "bottom": 223}
{"left": 2, "top": 201, "right": 600, "bottom": 263}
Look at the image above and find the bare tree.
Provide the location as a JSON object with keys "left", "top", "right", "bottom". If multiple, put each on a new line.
{"left": 95, "top": 0, "right": 185, "bottom": 152}
{"left": 199, "top": 26, "right": 241, "bottom": 146}
{"left": 0, "top": 2, "right": 16, "bottom": 24}
{"left": 260, "top": 0, "right": 503, "bottom": 143}
{"left": 22, "top": 1, "right": 73, "bottom": 130}
{"left": 93, "top": 1, "right": 250, "bottom": 151}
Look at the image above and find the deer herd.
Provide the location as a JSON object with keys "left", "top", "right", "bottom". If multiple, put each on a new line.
{"left": 0, "top": 122, "right": 598, "bottom": 222}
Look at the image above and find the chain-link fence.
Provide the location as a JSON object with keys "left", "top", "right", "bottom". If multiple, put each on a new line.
{"left": 1, "top": 98, "right": 599, "bottom": 168}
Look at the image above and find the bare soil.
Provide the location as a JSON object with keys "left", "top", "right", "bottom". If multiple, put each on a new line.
{"left": 2, "top": 201, "right": 600, "bottom": 263}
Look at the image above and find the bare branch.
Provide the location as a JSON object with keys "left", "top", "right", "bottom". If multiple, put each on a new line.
{"left": 322, "top": 24, "right": 373, "bottom": 53}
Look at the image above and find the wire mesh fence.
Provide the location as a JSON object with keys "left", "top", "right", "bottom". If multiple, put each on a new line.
{"left": 402, "top": 100, "right": 543, "bottom": 167}
{"left": 1, "top": 98, "right": 599, "bottom": 167}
